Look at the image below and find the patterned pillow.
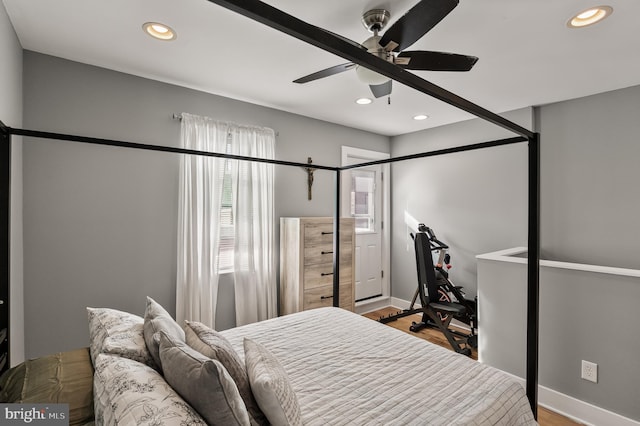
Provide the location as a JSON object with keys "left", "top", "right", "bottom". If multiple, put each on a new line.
{"left": 185, "top": 321, "right": 268, "bottom": 425}
{"left": 93, "top": 354, "right": 206, "bottom": 425}
{"left": 243, "top": 338, "right": 302, "bottom": 426}
{"left": 86, "top": 307, "right": 157, "bottom": 369}
{"left": 143, "top": 297, "right": 185, "bottom": 369}
{"left": 159, "top": 332, "right": 250, "bottom": 426}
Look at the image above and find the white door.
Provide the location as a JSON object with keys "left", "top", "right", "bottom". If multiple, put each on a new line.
{"left": 351, "top": 167, "right": 383, "bottom": 300}
{"left": 342, "top": 147, "right": 389, "bottom": 302}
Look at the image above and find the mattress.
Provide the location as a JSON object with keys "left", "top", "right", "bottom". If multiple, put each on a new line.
{"left": 220, "top": 307, "right": 537, "bottom": 426}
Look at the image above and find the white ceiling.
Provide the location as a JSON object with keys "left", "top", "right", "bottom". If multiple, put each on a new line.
{"left": 4, "top": 0, "right": 640, "bottom": 136}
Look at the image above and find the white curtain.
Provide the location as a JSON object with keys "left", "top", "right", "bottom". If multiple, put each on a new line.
{"left": 229, "top": 126, "right": 277, "bottom": 326}
{"left": 177, "top": 113, "right": 227, "bottom": 327}
{"left": 177, "top": 113, "right": 276, "bottom": 328}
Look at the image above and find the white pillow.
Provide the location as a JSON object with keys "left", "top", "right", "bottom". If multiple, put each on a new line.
{"left": 243, "top": 338, "right": 302, "bottom": 426}
{"left": 93, "top": 354, "right": 206, "bottom": 425}
{"left": 86, "top": 307, "right": 157, "bottom": 369}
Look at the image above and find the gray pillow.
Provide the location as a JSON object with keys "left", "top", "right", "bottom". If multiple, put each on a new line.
{"left": 185, "top": 321, "right": 268, "bottom": 425}
{"left": 158, "top": 332, "right": 250, "bottom": 426}
{"left": 143, "top": 296, "right": 185, "bottom": 369}
{"left": 244, "top": 338, "right": 302, "bottom": 426}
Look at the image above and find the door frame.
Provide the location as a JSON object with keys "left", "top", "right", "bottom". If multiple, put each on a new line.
{"left": 341, "top": 146, "right": 390, "bottom": 312}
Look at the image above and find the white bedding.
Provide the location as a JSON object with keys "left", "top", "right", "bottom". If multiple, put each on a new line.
{"left": 220, "top": 307, "right": 537, "bottom": 426}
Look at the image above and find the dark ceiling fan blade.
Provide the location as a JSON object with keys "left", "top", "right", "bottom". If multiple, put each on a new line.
{"left": 293, "top": 63, "right": 356, "bottom": 84}
{"left": 324, "top": 29, "right": 367, "bottom": 51}
{"left": 379, "top": 0, "right": 459, "bottom": 52}
{"left": 369, "top": 80, "right": 392, "bottom": 98}
{"left": 397, "top": 51, "right": 478, "bottom": 71}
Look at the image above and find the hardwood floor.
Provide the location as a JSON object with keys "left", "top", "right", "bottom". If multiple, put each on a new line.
{"left": 363, "top": 307, "right": 583, "bottom": 426}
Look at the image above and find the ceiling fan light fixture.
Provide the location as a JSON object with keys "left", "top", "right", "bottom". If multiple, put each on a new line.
{"left": 355, "top": 97, "right": 373, "bottom": 105}
{"left": 143, "top": 22, "right": 177, "bottom": 41}
{"left": 355, "top": 65, "right": 390, "bottom": 85}
{"left": 567, "top": 6, "right": 613, "bottom": 28}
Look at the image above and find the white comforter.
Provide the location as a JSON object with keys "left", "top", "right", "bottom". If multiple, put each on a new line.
{"left": 220, "top": 307, "right": 537, "bottom": 426}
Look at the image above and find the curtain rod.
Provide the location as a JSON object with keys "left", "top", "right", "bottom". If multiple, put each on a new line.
{"left": 172, "top": 113, "right": 279, "bottom": 136}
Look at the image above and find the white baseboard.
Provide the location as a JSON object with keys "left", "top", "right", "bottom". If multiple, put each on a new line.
{"left": 498, "top": 375, "right": 640, "bottom": 426}
{"left": 538, "top": 386, "right": 639, "bottom": 426}
{"left": 354, "top": 296, "right": 392, "bottom": 315}
{"left": 379, "top": 297, "right": 640, "bottom": 426}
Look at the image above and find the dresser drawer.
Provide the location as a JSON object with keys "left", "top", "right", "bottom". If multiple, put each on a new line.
{"left": 304, "top": 223, "right": 334, "bottom": 246}
{"left": 304, "top": 222, "right": 354, "bottom": 247}
{"left": 304, "top": 243, "right": 353, "bottom": 266}
{"left": 303, "top": 283, "right": 353, "bottom": 310}
{"left": 303, "top": 244, "right": 334, "bottom": 266}
{"left": 303, "top": 285, "right": 334, "bottom": 310}
{"left": 303, "top": 260, "right": 353, "bottom": 289}
{"left": 303, "top": 263, "right": 334, "bottom": 289}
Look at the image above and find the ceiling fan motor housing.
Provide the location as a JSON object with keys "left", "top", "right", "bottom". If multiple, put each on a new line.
{"left": 361, "top": 9, "right": 391, "bottom": 33}
{"left": 357, "top": 10, "right": 393, "bottom": 85}
{"left": 361, "top": 35, "right": 390, "bottom": 60}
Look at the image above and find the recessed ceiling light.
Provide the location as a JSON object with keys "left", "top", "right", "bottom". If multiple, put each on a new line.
{"left": 143, "top": 22, "right": 177, "bottom": 41}
{"left": 356, "top": 98, "right": 373, "bottom": 105}
{"left": 567, "top": 6, "right": 613, "bottom": 28}
{"left": 413, "top": 114, "right": 429, "bottom": 121}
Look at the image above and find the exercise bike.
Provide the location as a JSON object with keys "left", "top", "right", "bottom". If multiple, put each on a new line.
{"left": 379, "top": 224, "right": 478, "bottom": 355}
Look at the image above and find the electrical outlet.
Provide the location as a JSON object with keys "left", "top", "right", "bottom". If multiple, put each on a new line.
{"left": 581, "top": 360, "right": 598, "bottom": 383}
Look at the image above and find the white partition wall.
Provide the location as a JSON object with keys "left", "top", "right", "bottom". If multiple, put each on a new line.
{"left": 477, "top": 248, "right": 640, "bottom": 425}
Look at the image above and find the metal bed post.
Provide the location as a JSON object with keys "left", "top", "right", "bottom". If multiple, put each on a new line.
{"left": 527, "top": 133, "right": 541, "bottom": 417}
{"left": 0, "top": 122, "right": 11, "bottom": 375}
{"left": 333, "top": 169, "right": 341, "bottom": 308}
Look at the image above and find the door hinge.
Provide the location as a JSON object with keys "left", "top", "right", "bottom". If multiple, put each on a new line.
{"left": 381, "top": 270, "right": 384, "bottom": 278}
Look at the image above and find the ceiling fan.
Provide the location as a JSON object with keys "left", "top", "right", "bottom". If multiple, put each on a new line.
{"left": 293, "top": 0, "right": 478, "bottom": 99}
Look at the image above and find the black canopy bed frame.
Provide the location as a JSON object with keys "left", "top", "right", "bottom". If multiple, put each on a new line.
{"left": 0, "top": 0, "right": 541, "bottom": 419}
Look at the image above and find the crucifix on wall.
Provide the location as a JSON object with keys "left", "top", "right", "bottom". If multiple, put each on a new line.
{"left": 304, "top": 157, "right": 315, "bottom": 200}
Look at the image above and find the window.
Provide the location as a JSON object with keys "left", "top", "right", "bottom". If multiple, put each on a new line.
{"left": 350, "top": 170, "right": 375, "bottom": 233}
{"left": 218, "top": 139, "right": 234, "bottom": 272}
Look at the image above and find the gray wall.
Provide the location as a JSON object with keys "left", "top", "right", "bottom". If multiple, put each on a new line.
{"left": 0, "top": 2, "right": 24, "bottom": 366}
{"left": 390, "top": 108, "right": 533, "bottom": 301}
{"left": 539, "top": 84, "right": 640, "bottom": 269}
{"left": 22, "top": 51, "right": 389, "bottom": 358}
{"left": 536, "top": 85, "right": 640, "bottom": 421}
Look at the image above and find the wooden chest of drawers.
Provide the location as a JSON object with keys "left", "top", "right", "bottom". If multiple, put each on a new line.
{"left": 279, "top": 217, "right": 355, "bottom": 315}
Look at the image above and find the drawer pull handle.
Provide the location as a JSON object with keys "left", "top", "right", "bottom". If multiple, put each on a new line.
{"left": 321, "top": 295, "right": 334, "bottom": 300}
{"left": 321, "top": 251, "right": 333, "bottom": 255}
{"left": 321, "top": 272, "right": 334, "bottom": 276}
{"left": 321, "top": 231, "right": 333, "bottom": 235}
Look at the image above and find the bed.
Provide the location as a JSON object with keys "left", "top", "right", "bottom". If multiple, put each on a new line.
{"left": 1, "top": 299, "right": 536, "bottom": 425}
{"left": 220, "top": 307, "right": 536, "bottom": 425}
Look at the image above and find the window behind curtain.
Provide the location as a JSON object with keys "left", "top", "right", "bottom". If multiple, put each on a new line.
{"left": 218, "top": 137, "right": 234, "bottom": 272}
